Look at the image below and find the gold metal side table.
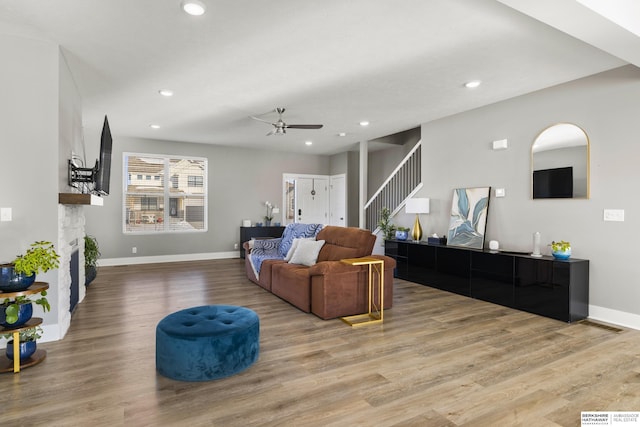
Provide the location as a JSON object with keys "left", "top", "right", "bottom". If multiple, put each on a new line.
{"left": 339, "top": 257, "right": 384, "bottom": 327}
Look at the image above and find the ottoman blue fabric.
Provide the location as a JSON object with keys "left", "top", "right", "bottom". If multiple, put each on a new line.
{"left": 156, "top": 305, "right": 260, "bottom": 381}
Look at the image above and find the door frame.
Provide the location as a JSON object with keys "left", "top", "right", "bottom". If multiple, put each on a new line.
{"left": 282, "top": 173, "right": 346, "bottom": 226}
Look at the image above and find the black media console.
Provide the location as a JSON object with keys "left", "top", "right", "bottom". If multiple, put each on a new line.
{"left": 239, "top": 226, "right": 286, "bottom": 259}
{"left": 385, "top": 240, "right": 589, "bottom": 323}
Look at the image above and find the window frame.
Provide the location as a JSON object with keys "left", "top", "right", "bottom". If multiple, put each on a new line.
{"left": 123, "top": 152, "right": 208, "bottom": 234}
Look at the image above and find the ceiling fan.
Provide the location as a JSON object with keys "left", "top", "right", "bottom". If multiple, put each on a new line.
{"left": 251, "top": 107, "right": 323, "bottom": 136}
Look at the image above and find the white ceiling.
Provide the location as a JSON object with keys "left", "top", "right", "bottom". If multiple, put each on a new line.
{"left": 1, "top": 0, "right": 638, "bottom": 155}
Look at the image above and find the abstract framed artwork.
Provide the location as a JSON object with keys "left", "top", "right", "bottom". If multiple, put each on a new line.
{"left": 447, "top": 187, "right": 491, "bottom": 249}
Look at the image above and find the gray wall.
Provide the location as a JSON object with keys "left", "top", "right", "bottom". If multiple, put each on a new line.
{"left": 416, "top": 65, "right": 640, "bottom": 318}
{"left": 0, "top": 34, "right": 60, "bottom": 325}
{"left": 83, "top": 136, "right": 330, "bottom": 259}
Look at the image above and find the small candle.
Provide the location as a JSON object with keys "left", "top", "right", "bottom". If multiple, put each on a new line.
{"left": 532, "top": 232, "right": 541, "bottom": 256}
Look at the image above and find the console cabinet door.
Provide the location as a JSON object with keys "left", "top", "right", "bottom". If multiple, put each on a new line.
{"left": 471, "top": 252, "right": 514, "bottom": 307}
{"left": 433, "top": 246, "right": 471, "bottom": 296}
{"left": 515, "top": 258, "right": 570, "bottom": 321}
{"left": 406, "top": 244, "right": 437, "bottom": 286}
{"left": 385, "top": 240, "right": 408, "bottom": 279}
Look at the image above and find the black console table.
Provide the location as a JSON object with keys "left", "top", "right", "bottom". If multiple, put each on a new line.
{"left": 385, "top": 240, "right": 589, "bottom": 323}
{"left": 239, "top": 226, "right": 285, "bottom": 259}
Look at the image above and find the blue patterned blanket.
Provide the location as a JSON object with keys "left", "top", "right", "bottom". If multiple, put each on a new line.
{"left": 249, "top": 223, "right": 324, "bottom": 278}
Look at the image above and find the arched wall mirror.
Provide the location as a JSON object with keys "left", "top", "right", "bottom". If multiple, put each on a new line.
{"left": 531, "top": 123, "right": 590, "bottom": 199}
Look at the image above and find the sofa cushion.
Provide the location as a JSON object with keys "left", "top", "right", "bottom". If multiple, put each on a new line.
{"left": 278, "top": 223, "right": 324, "bottom": 258}
{"left": 284, "top": 237, "right": 315, "bottom": 262}
{"left": 271, "top": 263, "right": 313, "bottom": 312}
{"left": 288, "top": 240, "right": 325, "bottom": 266}
{"left": 316, "top": 226, "right": 376, "bottom": 262}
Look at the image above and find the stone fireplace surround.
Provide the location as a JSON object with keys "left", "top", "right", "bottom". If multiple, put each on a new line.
{"left": 56, "top": 204, "right": 87, "bottom": 339}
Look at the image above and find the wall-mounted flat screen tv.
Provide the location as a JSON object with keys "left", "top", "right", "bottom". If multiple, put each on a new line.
{"left": 94, "top": 115, "right": 112, "bottom": 195}
{"left": 533, "top": 166, "right": 573, "bottom": 199}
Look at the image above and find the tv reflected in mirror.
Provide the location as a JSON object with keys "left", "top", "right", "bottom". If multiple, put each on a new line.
{"left": 533, "top": 166, "right": 573, "bottom": 199}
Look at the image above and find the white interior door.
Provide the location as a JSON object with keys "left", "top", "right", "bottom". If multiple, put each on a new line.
{"left": 295, "top": 177, "right": 328, "bottom": 224}
{"left": 329, "top": 174, "right": 346, "bottom": 226}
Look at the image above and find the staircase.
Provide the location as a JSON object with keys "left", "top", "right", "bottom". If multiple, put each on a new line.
{"left": 365, "top": 140, "right": 422, "bottom": 232}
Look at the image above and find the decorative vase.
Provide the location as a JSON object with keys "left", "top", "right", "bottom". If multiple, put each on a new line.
{"left": 0, "top": 302, "right": 33, "bottom": 328}
{"left": 6, "top": 340, "right": 37, "bottom": 361}
{"left": 85, "top": 265, "right": 97, "bottom": 286}
{"left": 265, "top": 220, "right": 271, "bottom": 227}
{"left": 0, "top": 265, "right": 35, "bottom": 292}
{"left": 552, "top": 247, "right": 571, "bottom": 260}
{"left": 395, "top": 230, "right": 409, "bottom": 241}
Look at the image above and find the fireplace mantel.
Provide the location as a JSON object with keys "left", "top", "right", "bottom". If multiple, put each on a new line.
{"left": 58, "top": 193, "right": 103, "bottom": 206}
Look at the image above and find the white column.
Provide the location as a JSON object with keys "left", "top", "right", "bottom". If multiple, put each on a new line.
{"left": 359, "top": 140, "right": 368, "bottom": 228}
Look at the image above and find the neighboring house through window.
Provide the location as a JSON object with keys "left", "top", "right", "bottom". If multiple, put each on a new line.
{"left": 123, "top": 153, "right": 207, "bottom": 233}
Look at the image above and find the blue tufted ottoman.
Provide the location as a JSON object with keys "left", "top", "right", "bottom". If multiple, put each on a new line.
{"left": 156, "top": 305, "right": 260, "bottom": 381}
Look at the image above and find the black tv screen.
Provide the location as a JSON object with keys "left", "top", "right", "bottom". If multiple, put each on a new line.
{"left": 533, "top": 166, "right": 573, "bottom": 198}
{"left": 94, "top": 115, "right": 112, "bottom": 195}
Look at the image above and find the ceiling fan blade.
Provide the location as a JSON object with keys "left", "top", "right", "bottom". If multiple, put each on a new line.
{"left": 250, "top": 115, "right": 274, "bottom": 125}
{"left": 285, "top": 124, "right": 323, "bottom": 129}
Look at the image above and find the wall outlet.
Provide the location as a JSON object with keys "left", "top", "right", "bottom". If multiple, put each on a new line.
{"left": 234, "top": 243, "right": 239, "bottom": 250}
{"left": 132, "top": 247, "right": 137, "bottom": 254}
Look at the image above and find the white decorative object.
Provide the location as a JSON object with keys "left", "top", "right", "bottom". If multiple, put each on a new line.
{"left": 242, "top": 219, "right": 251, "bottom": 227}
{"left": 489, "top": 240, "right": 499, "bottom": 251}
{"left": 531, "top": 232, "right": 542, "bottom": 257}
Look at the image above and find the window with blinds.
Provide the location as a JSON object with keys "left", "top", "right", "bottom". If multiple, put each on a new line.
{"left": 123, "top": 153, "right": 207, "bottom": 233}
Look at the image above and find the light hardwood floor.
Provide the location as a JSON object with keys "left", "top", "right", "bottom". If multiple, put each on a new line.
{"left": 2, "top": 259, "right": 639, "bottom": 426}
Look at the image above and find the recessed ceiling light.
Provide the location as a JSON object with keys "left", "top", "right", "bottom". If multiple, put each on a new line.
{"left": 464, "top": 80, "right": 481, "bottom": 89}
{"left": 158, "top": 89, "right": 174, "bottom": 97}
{"left": 338, "top": 132, "right": 347, "bottom": 137}
{"left": 305, "top": 141, "right": 313, "bottom": 146}
{"left": 150, "top": 124, "right": 160, "bottom": 129}
{"left": 181, "top": 0, "right": 206, "bottom": 16}
{"left": 359, "top": 121, "right": 370, "bottom": 127}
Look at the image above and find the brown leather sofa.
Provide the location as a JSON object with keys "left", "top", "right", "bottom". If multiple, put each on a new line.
{"left": 244, "top": 225, "right": 395, "bottom": 319}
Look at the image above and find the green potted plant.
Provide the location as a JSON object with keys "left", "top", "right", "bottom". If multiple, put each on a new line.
{"left": 264, "top": 201, "right": 274, "bottom": 226}
{"left": 1, "top": 293, "right": 50, "bottom": 327}
{"left": 0, "top": 241, "right": 60, "bottom": 292}
{"left": 550, "top": 240, "right": 571, "bottom": 260}
{"left": 378, "top": 207, "right": 396, "bottom": 241}
{"left": 2, "top": 326, "right": 42, "bottom": 361}
{"left": 84, "top": 235, "right": 101, "bottom": 286}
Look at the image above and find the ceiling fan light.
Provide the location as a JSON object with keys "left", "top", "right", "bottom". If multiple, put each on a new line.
{"left": 181, "top": 0, "right": 206, "bottom": 16}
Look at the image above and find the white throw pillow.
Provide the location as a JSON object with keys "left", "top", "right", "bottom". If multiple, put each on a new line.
{"left": 288, "top": 239, "right": 325, "bottom": 266}
{"left": 284, "top": 237, "right": 315, "bottom": 262}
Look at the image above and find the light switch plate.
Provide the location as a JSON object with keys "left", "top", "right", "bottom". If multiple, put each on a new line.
{"left": 603, "top": 209, "right": 624, "bottom": 222}
{"left": 495, "top": 188, "right": 505, "bottom": 198}
{"left": 0, "top": 207, "right": 11, "bottom": 222}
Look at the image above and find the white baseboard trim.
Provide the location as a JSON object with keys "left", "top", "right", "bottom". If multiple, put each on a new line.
{"left": 98, "top": 251, "right": 240, "bottom": 267}
{"left": 588, "top": 304, "right": 640, "bottom": 331}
